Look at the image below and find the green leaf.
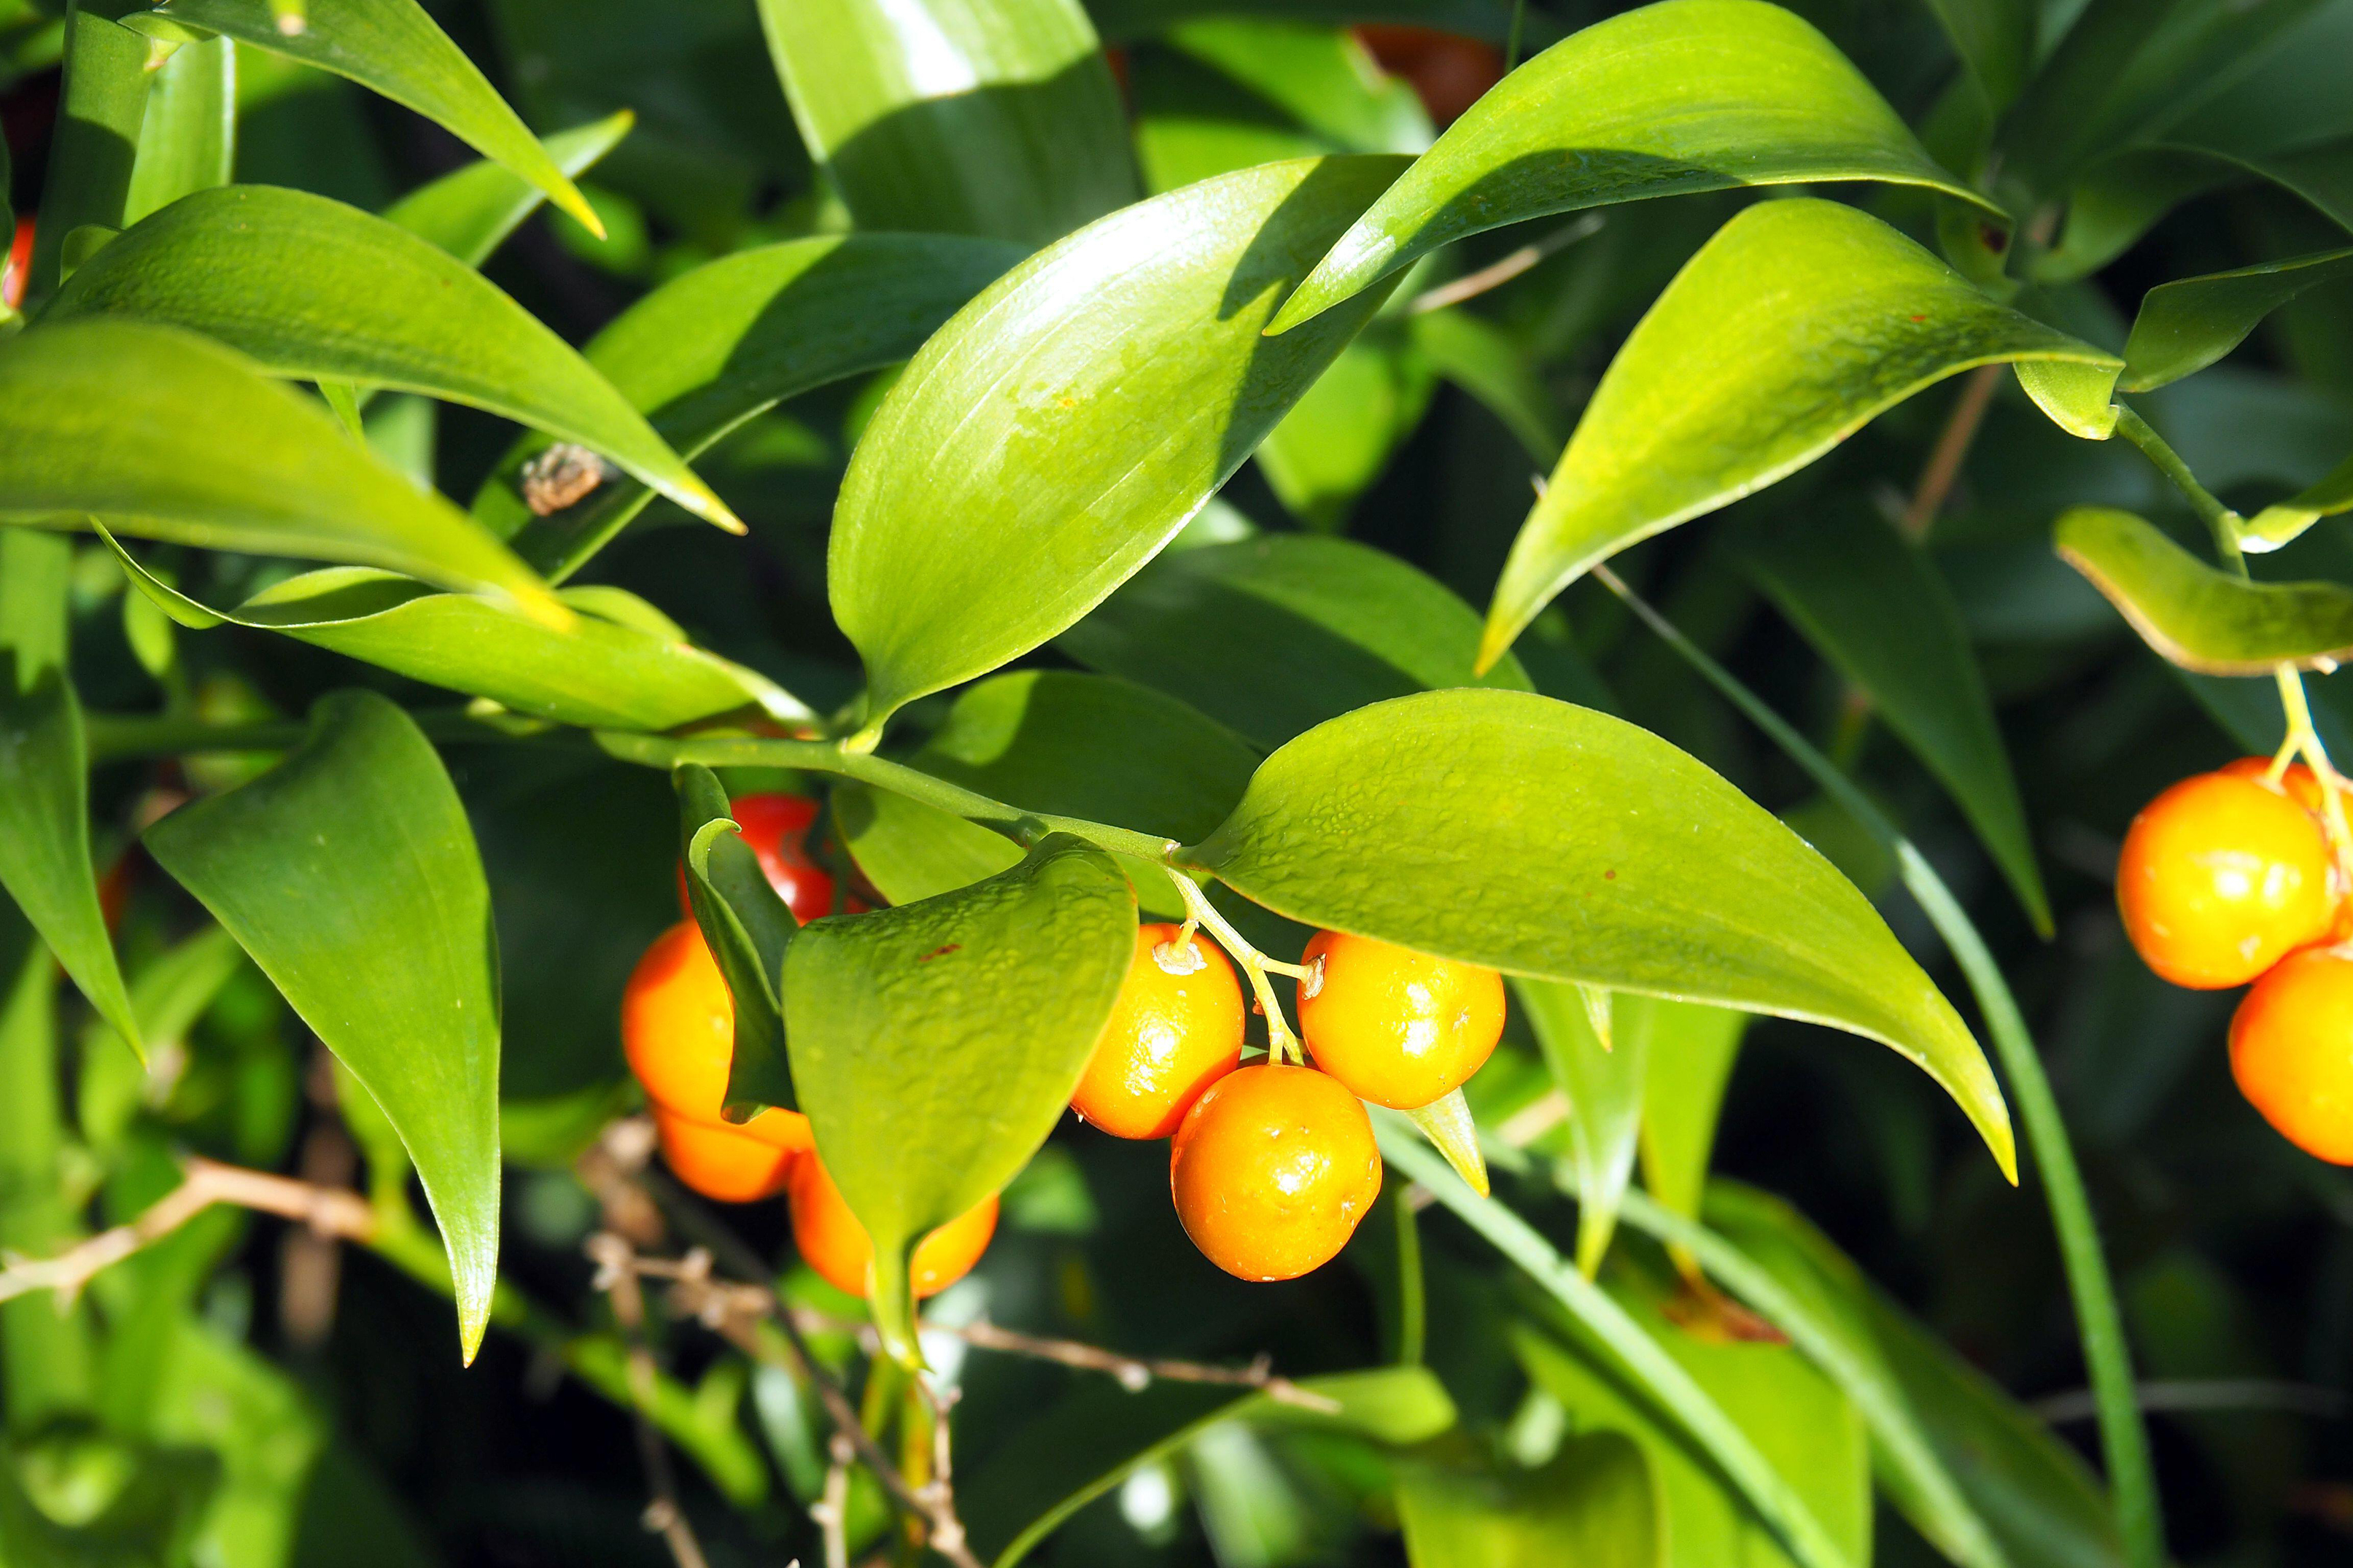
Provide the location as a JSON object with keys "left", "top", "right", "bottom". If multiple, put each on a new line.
{"left": 757, "top": 0, "right": 1136, "bottom": 246}
{"left": 45, "top": 185, "right": 740, "bottom": 536}
{"left": 77, "top": 924, "right": 247, "bottom": 1154}
{"left": 1409, "top": 305, "right": 1565, "bottom": 463}
{"left": 107, "top": 545, "right": 802, "bottom": 731}
{"left": 1264, "top": 0, "right": 1996, "bottom": 333}
{"left": 2056, "top": 505, "right": 2353, "bottom": 674}
{"left": 1256, "top": 330, "right": 1435, "bottom": 531}
{"left": 384, "top": 109, "right": 635, "bottom": 265}
{"left": 675, "top": 764, "right": 798, "bottom": 1117}
{"left": 124, "top": 33, "right": 236, "bottom": 227}
{"left": 832, "top": 155, "right": 1412, "bottom": 733}
{"left": 144, "top": 691, "right": 501, "bottom": 1362}
{"left": 2120, "top": 245, "right": 2353, "bottom": 392}
{"left": 961, "top": 1366, "right": 1457, "bottom": 1567}
{"left": 1405, "top": 1085, "right": 1490, "bottom": 1198}
{"left": 1397, "top": 1433, "right": 1659, "bottom": 1568}
{"left": 1921, "top": 0, "right": 2031, "bottom": 112}
{"left": 1187, "top": 689, "right": 2015, "bottom": 1179}
{"left": 1060, "top": 533, "right": 1530, "bottom": 750}
{"left": 1519, "top": 980, "right": 1645, "bottom": 1277}
{"left": 1166, "top": 19, "right": 1433, "bottom": 157}
{"left": 834, "top": 783, "right": 1024, "bottom": 909}
{"left": 782, "top": 835, "right": 1133, "bottom": 1359}
{"left": 1633, "top": 1001, "right": 1749, "bottom": 1230}
{"left": 149, "top": 0, "right": 604, "bottom": 235}
{"left": 1479, "top": 199, "right": 2121, "bottom": 669}
{"left": 0, "top": 529, "right": 140, "bottom": 1055}
{"left": 0, "top": 321, "right": 559, "bottom": 618}
{"left": 484, "top": 233, "right": 1023, "bottom": 580}
{"left": 2248, "top": 447, "right": 2353, "bottom": 548}
{"left": 1733, "top": 505, "right": 2050, "bottom": 934}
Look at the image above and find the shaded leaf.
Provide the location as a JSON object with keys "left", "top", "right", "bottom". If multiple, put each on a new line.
{"left": 1634, "top": 1001, "right": 1749, "bottom": 1230}
{"left": 2248, "top": 447, "right": 2353, "bottom": 548}
{"left": 0, "top": 914, "right": 97, "bottom": 1425}
{"left": 144, "top": 691, "right": 501, "bottom": 1360}
{"left": 1410, "top": 304, "right": 1565, "bottom": 462}
{"left": 151, "top": 0, "right": 602, "bottom": 233}
{"left": 783, "top": 836, "right": 1133, "bottom": 1358}
{"left": 1733, "top": 505, "right": 2049, "bottom": 933}
{"left": 675, "top": 764, "right": 798, "bottom": 1117}
{"left": 47, "top": 185, "right": 738, "bottom": 535}
{"left": 2056, "top": 505, "right": 2353, "bottom": 673}
{"left": 757, "top": 0, "right": 1136, "bottom": 246}
{"left": 1188, "top": 690, "right": 2015, "bottom": 1177}
{"left": 1397, "top": 1432, "right": 1659, "bottom": 1568}
{"left": 1480, "top": 199, "right": 2120, "bottom": 669}
{"left": 832, "top": 155, "right": 1411, "bottom": 732}
{"left": 124, "top": 34, "right": 235, "bottom": 227}
{"left": 1922, "top": 0, "right": 2032, "bottom": 112}
{"left": 1168, "top": 18, "right": 1432, "bottom": 157}
{"left": 1256, "top": 330, "right": 1435, "bottom": 531}
{"left": 2120, "top": 245, "right": 2353, "bottom": 392}
{"left": 384, "top": 109, "right": 635, "bottom": 265}
{"left": 1060, "top": 533, "right": 1530, "bottom": 750}
{"left": 1520, "top": 979, "right": 1645, "bottom": 1276}
{"left": 0, "top": 320, "right": 558, "bottom": 617}
{"left": 1265, "top": 0, "right": 1995, "bottom": 333}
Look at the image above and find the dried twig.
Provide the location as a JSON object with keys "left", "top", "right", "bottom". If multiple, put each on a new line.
{"left": 1408, "top": 213, "right": 1605, "bottom": 314}
{"left": 1900, "top": 363, "right": 2002, "bottom": 540}
{"left": 0, "top": 1155, "right": 373, "bottom": 1308}
{"left": 587, "top": 1232, "right": 713, "bottom": 1568}
{"left": 811, "top": 1434, "right": 853, "bottom": 1568}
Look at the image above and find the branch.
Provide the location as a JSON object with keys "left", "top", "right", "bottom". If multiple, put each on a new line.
{"left": 1899, "top": 363, "right": 2001, "bottom": 540}
{"left": 586, "top": 1233, "right": 714, "bottom": 1568}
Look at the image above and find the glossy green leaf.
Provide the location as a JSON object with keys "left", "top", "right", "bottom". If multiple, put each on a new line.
{"left": 1480, "top": 199, "right": 2121, "bottom": 669}
{"left": 1705, "top": 1181, "right": 2125, "bottom": 1568}
{"left": 2120, "top": 246, "right": 2353, "bottom": 392}
{"left": 45, "top": 185, "right": 739, "bottom": 535}
{"left": 0, "top": 321, "right": 559, "bottom": 618}
{"left": 675, "top": 765, "right": 797, "bottom": 1117}
{"left": 2056, "top": 505, "right": 2353, "bottom": 673}
{"left": 1265, "top": 0, "right": 1995, "bottom": 333}
{"left": 144, "top": 691, "right": 501, "bottom": 1361}
{"left": 757, "top": 0, "right": 1136, "bottom": 246}
{"left": 1188, "top": 689, "right": 2015, "bottom": 1178}
{"left": 1520, "top": 979, "right": 1645, "bottom": 1276}
{"left": 1397, "top": 1433, "right": 1659, "bottom": 1568}
{"left": 483, "top": 233, "right": 1023, "bottom": 580}
{"left": 1168, "top": 19, "right": 1433, "bottom": 157}
{"left": 1405, "top": 1085, "right": 1489, "bottom": 1197}
{"left": 2249, "top": 447, "right": 2353, "bottom": 547}
{"left": 384, "top": 109, "right": 635, "bottom": 265}
{"left": 123, "top": 33, "right": 235, "bottom": 227}
{"left": 107, "top": 546, "right": 801, "bottom": 731}
{"left": 961, "top": 1366, "right": 1456, "bottom": 1567}
{"left": 783, "top": 836, "right": 1133, "bottom": 1359}
{"left": 1734, "top": 505, "right": 2049, "bottom": 934}
{"left": 832, "top": 155, "right": 1411, "bottom": 732}
{"left": 1409, "top": 305, "right": 1565, "bottom": 462}
{"left": 1634, "top": 1001, "right": 1749, "bottom": 1230}
{"left": 150, "top": 0, "right": 602, "bottom": 234}
{"left": 1060, "top": 533, "right": 1530, "bottom": 750}
{"left": 0, "top": 529, "right": 140, "bottom": 1055}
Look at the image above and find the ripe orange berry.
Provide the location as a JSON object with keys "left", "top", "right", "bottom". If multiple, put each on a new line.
{"left": 2229, "top": 945, "right": 2353, "bottom": 1163}
{"left": 2218, "top": 755, "right": 2329, "bottom": 818}
{"left": 1295, "top": 930, "right": 1505, "bottom": 1109}
{"left": 1168, "top": 1063, "right": 1381, "bottom": 1281}
{"left": 787, "top": 1152, "right": 998, "bottom": 1300}
{"left": 650, "top": 1106, "right": 796, "bottom": 1202}
{"left": 2117, "top": 770, "right": 2341, "bottom": 988}
{"left": 674, "top": 793, "right": 841, "bottom": 925}
{"left": 1071, "top": 923, "right": 1244, "bottom": 1139}
{"left": 1354, "top": 25, "right": 1504, "bottom": 125}
{"left": 621, "top": 921, "right": 810, "bottom": 1152}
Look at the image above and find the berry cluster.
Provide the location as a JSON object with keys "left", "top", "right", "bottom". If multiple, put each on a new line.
{"left": 2119, "top": 758, "right": 2353, "bottom": 1163}
{"left": 1077, "top": 920, "right": 1503, "bottom": 1281}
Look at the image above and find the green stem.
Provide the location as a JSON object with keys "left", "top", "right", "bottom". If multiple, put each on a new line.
{"left": 82, "top": 707, "right": 558, "bottom": 764}
{"left": 1594, "top": 566, "right": 2164, "bottom": 1568}
{"left": 2113, "top": 403, "right": 2243, "bottom": 570}
{"left": 31, "top": 1, "right": 156, "bottom": 300}
{"left": 1503, "top": 0, "right": 1527, "bottom": 71}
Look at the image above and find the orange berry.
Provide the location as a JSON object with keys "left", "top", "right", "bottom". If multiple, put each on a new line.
{"left": 2230, "top": 945, "right": 2353, "bottom": 1163}
{"left": 2218, "top": 755, "right": 2329, "bottom": 818}
{"left": 674, "top": 793, "right": 842, "bottom": 925}
{"left": 1168, "top": 1063, "right": 1381, "bottom": 1281}
{"left": 621, "top": 921, "right": 810, "bottom": 1152}
{"left": 1295, "top": 930, "right": 1504, "bottom": 1109}
{"left": 2116, "top": 771, "right": 2340, "bottom": 989}
{"left": 787, "top": 1152, "right": 998, "bottom": 1300}
{"left": 651, "top": 1106, "right": 796, "bottom": 1203}
{"left": 1071, "top": 924, "right": 1244, "bottom": 1139}
{"left": 1354, "top": 25, "right": 1504, "bottom": 125}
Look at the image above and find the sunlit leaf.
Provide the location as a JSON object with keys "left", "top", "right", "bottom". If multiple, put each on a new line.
{"left": 0, "top": 326, "right": 559, "bottom": 618}
{"left": 1479, "top": 199, "right": 2120, "bottom": 670}
{"left": 1734, "top": 505, "right": 2049, "bottom": 933}
{"left": 675, "top": 764, "right": 797, "bottom": 1117}
{"left": 756, "top": 0, "right": 1136, "bottom": 245}
{"left": 1188, "top": 690, "right": 2015, "bottom": 1178}
{"left": 2248, "top": 448, "right": 2353, "bottom": 548}
{"left": 144, "top": 691, "right": 501, "bottom": 1361}
{"left": 150, "top": 0, "right": 603, "bottom": 233}
{"left": 783, "top": 836, "right": 1133, "bottom": 1359}
{"left": 831, "top": 155, "right": 1411, "bottom": 733}
{"left": 1265, "top": 0, "right": 1996, "bottom": 333}
{"left": 1397, "top": 1433, "right": 1659, "bottom": 1568}
{"left": 384, "top": 109, "right": 635, "bottom": 265}
{"left": 2057, "top": 505, "right": 2353, "bottom": 674}
{"left": 2120, "top": 245, "right": 2353, "bottom": 392}
{"left": 46, "top": 185, "right": 739, "bottom": 535}
{"left": 124, "top": 34, "right": 235, "bottom": 227}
